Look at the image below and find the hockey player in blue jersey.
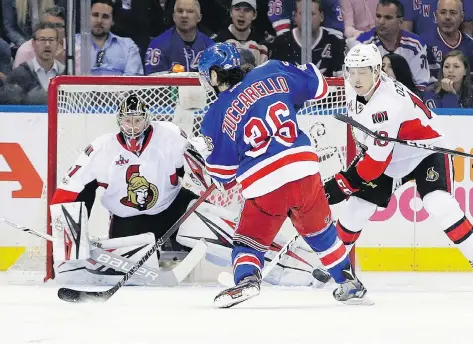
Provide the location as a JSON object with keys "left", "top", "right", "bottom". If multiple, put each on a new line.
{"left": 196, "top": 42, "right": 371, "bottom": 308}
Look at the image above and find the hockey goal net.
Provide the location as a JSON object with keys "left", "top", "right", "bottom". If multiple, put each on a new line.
{"left": 11, "top": 73, "right": 355, "bottom": 281}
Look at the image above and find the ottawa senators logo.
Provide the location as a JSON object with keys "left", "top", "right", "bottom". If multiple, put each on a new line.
{"left": 372, "top": 111, "right": 388, "bottom": 124}
{"left": 120, "top": 165, "right": 158, "bottom": 211}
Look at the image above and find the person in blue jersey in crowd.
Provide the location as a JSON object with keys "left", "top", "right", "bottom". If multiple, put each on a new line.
{"left": 193, "top": 42, "right": 371, "bottom": 308}
{"left": 145, "top": 0, "right": 214, "bottom": 74}
{"left": 423, "top": 50, "right": 473, "bottom": 109}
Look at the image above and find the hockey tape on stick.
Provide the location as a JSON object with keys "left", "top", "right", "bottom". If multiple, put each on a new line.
{"left": 57, "top": 184, "right": 217, "bottom": 303}
{"left": 334, "top": 114, "right": 473, "bottom": 159}
{"left": 0, "top": 217, "right": 206, "bottom": 286}
{"left": 217, "top": 233, "right": 301, "bottom": 287}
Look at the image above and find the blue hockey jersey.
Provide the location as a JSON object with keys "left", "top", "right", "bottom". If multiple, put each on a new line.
{"left": 145, "top": 27, "right": 214, "bottom": 75}
{"left": 201, "top": 60, "right": 328, "bottom": 198}
{"left": 425, "top": 29, "right": 473, "bottom": 79}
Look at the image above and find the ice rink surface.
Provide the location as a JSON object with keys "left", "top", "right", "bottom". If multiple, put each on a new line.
{"left": 1, "top": 272, "right": 473, "bottom": 344}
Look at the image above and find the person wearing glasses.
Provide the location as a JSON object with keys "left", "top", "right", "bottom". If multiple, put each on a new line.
{"left": 13, "top": 5, "right": 66, "bottom": 68}
{"left": 350, "top": 0, "right": 430, "bottom": 91}
{"left": 76, "top": 0, "right": 143, "bottom": 75}
{"left": 2, "top": 22, "right": 65, "bottom": 104}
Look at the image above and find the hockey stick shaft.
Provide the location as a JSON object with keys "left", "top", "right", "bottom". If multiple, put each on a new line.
{"left": 0, "top": 218, "right": 54, "bottom": 241}
{"left": 334, "top": 114, "right": 473, "bottom": 159}
{"left": 58, "top": 184, "right": 216, "bottom": 302}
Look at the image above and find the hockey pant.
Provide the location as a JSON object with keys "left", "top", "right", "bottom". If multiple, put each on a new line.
{"left": 225, "top": 173, "right": 351, "bottom": 285}
{"left": 336, "top": 154, "right": 473, "bottom": 263}
{"left": 177, "top": 201, "right": 324, "bottom": 286}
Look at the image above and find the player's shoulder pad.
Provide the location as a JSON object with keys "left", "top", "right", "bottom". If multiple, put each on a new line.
{"left": 152, "top": 121, "right": 188, "bottom": 140}
{"left": 83, "top": 132, "right": 115, "bottom": 157}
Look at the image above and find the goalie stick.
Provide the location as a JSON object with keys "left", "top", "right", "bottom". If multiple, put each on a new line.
{"left": 0, "top": 217, "right": 207, "bottom": 286}
{"left": 217, "top": 233, "right": 301, "bottom": 287}
{"left": 56, "top": 184, "right": 217, "bottom": 303}
{"left": 334, "top": 114, "right": 473, "bottom": 159}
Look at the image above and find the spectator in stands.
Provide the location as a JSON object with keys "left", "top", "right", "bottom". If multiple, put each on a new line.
{"left": 145, "top": 0, "right": 213, "bottom": 74}
{"left": 2, "top": 0, "right": 55, "bottom": 48}
{"left": 268, "top": 0, "right": 343, "bottom": 37}
{"left": 13, "top": 5, "right": 65, "bottom": 68}
{"left": 340, "top": 0, "right": 378, "bottom": 39}
{"left": 400, "top": 0, "right": 473, "bottom": 37}
{"left": 352, "top": 0, "right": 430, "bottom": 90}
{"left": 112, "top": 0, "right": 166, "bottom": 62}
{"left": 270, "top": 0, "right": 346, "bottom": 77}
{"left": 382, "top": 53, "right": 420, "bottom": 96}
{"left": 76, "top": 0, "right": 143, "bottom": 75}
{"left": 423, "top": 50, "right": 473, "bottom": 109}
{"left": 0, "top": 38, "right": 12, "bottom": 81}
{"left": 163, "top": 0, "right": 231, "bottom": 37}
{"left": 3, "top": 22, "right": 65, "bottom": 104}
{"left": 424, "top": 0, "right": 473, "bottom": 80}
{"left": 211, "top": 0, "right": 268, "bottom": 66}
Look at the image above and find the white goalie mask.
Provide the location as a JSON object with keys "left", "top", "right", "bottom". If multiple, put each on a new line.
{"left": 117, "top": 94, "right": 151, "bottom": 139}
{"left": 343, "top": 43, "right": 382, "bottom": 97}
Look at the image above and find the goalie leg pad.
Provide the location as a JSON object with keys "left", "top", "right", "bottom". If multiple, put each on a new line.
{"left": 50, "top": 202, "right": 91, "bottom": 262}
{"left": 54, "top": 233, "right": 160, "bottom": 286}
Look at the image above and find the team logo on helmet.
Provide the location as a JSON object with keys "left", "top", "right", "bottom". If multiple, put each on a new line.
{"left": 120, "top": 165, "right": 158, "bottom": 211}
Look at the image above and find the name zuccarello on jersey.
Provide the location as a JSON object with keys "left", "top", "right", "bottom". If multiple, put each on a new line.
{"left": 222, "top": 76, "right": 290, "bottom": 140}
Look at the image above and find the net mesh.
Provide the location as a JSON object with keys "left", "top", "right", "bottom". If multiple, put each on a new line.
{"left": 10, "top": 73, "right": 349, "bottom": 281}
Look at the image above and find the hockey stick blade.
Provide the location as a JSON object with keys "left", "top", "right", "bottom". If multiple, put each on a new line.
{"left": 217, "top": 234, "right": 301, "bottom": 287}
{"left": 334, "top": 114, "right": 473, "bottom": 159}
{"left": 58, "top": 185, "right": 216, "bottom": 303}
{"left": 58, "top": 239, "right": 209, "bottom": 302}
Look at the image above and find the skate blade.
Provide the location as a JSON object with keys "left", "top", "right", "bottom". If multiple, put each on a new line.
{"left": 342, "top": 295, "right": 374, "bottom": 306}
{"left": 214, "top": 286, "right": 260, "bottom": 309}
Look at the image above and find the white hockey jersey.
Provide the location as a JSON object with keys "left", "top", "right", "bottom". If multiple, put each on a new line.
{"left": 345, "top": 73, "right": 445, "bottom": 180}
{"left": 52, "top": 122, "right": 189, "bottom": 217}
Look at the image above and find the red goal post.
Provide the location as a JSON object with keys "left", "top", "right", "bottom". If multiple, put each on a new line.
{"left": 42, "top": 74, "right": 356, "bottom": 281}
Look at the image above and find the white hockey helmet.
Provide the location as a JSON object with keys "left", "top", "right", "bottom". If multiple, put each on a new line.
{"left": 344, "top": 43, "right": 382, "bottom": 70}
{"left": 344, "top": 43, "right": 382, "bottom": 97}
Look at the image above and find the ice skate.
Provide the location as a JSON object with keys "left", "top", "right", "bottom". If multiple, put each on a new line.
{"left": 312, "top": 266, "right": 333, "bottom": 287}
{"left": 214, "top": 271, "right": 261, "bottom": 308}
{"left": 333, "top": 265, "right": 373, "bottom": 305}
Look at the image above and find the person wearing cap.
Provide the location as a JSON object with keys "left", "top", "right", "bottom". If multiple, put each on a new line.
{"left": 210, "top": 0, "right": 268, "bottom": 66}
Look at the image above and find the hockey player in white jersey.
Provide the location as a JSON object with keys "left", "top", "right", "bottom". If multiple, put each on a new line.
{"left": 50, "top": 94, "right": 330, "bottom": 287}
{"left": 315, "top": 43, "right": 473, "bottom": 284}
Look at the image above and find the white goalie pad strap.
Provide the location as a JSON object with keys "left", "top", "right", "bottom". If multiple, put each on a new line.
{"left": 50, "top": 202, "right": 90, "bottom": 262}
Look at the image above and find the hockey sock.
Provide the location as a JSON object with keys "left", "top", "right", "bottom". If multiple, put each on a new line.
{"left": 336, "top": 220, "right": 362, "bottom": 253}
{"left": 302, "top": 223, "right": 350, "bottom": 283}
{"left": 232, "top": 245, "right": 264, "bottom": 285}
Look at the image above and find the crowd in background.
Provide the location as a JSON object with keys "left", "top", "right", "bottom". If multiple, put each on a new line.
{"left": 0, "top": 0, "right": 471, "bottom": 108}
